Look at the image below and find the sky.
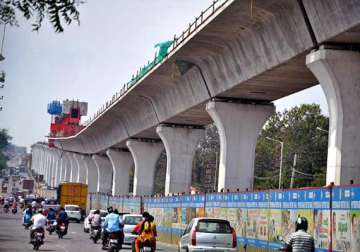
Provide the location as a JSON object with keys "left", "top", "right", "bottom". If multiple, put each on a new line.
{"left": 0, "top": 0, "right": 328, "bottom": 149}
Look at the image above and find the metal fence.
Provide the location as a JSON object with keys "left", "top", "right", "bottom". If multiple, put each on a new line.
{"left": 89, "top": 184, "right": 360, "bottom": 251}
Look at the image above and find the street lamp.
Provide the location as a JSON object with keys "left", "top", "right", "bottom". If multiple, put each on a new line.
{"left": 266, "top": 137, "right": 284, "bottom": 189}
{"left": 316, "top": 127, "right": 328, "bottom": 133}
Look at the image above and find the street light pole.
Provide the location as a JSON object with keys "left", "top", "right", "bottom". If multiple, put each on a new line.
{"left": 266, "top": 137, "right": 284, "bottom": 189}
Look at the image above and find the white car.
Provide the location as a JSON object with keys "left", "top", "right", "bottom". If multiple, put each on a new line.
{"left": 64, "top": 204, "right": 82, "bottom": 223}
{"left": 179, "top": 218, "right": 237, "bottom": 252}
{"left": 122, "top": 214, "right": 144, "bottom": 245}
{"left": 83, "top": 209, "right": 108, "bottom": 233}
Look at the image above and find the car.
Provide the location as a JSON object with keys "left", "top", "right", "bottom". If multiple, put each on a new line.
{"left": 122, "top": 214, "right": 144, "bottom": 245}
{"left": 83, "top": 209, "right": 108, "bottom": 233}
{"left": 178, "top": 218, "right": 237, "bottom": 252}
{"left": 64, "top": 204, "right": 82, "bottom": 223}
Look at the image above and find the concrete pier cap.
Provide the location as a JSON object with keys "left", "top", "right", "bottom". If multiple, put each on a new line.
{"left": 206, "top": 101, "right": 275, "bottom": 192}
{"left": 126, "top": 139, "right": 164, "bottom": 196}
{"left": 156, "top": 124, "right": 204, "bottom": 195}
{"left": 306, "top": 47, "right": 360, "bottom": 185}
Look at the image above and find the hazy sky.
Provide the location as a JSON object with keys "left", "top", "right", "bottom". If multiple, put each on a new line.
{"left": 0, "top": 0, "right": 328, "bottom": 148}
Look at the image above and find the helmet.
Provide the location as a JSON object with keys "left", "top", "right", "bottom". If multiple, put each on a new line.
{"left": 94, "top": 209, "right": 100, "bottom": 214}
{"left": 107, "top": 206, "right": 113, "bottom": 213}
{"left": 142, "top": 211, "right": 150, "bottom": 219}
{"left": 295, "top": 217, "right": 308, "bottom": 231}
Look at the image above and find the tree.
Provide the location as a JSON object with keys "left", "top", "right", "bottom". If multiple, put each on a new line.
{"left": 0, "top": 0, "right": 82, "bottom": 32}
{"left": 0, "top": 128, "right": 11, "bottom": 171}
{"left": 254, "top": 104, "right": 329, "bottom": 189}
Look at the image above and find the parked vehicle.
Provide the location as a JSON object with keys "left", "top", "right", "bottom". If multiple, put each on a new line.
{"left": 64, "top": 204, "right": 81, "bottom": 223}
{"left": 178, "top": 218, "right": 237, "bottom": 252}
{"left": 83, "top": 209, "right": 107, "bottom": 233}
{"left": 122, "top": 214, "right": 143, "bottom": 245}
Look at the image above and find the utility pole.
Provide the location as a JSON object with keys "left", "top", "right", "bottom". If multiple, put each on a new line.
{"left": 266, "top": 137, "right": 284, "bottom": 189}
{"left": 290, "top": 153, "right": 297, "bottom": 188}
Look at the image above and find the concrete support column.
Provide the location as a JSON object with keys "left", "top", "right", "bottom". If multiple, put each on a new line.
{"left": 68, "top": 153, "right": 78, "bottom": 182}
{"left": 82, "top": 155, "right": 98, "bottom": 193}
{"left": 73, "top": 153, "right": 87, "bottom": 183}
{"left": 156, "top": 125, "right": 204, "bottom": 195}
{"left": 54, "top": 150, "right": 62, "bottom": 187}
{"left": 45, "top": 150, "right": 52, "bottom": 186}
{"left": 51, "top": 150, "right": 59, "bottom": 187}
{"left": 62, "top": 152, "right": 72, "bottom": 182}
{"left": 306, "top": 48, "right": 360, "bottom": 185}
{"left": 106, "top": 149, "right": 133, "bottom": 196}
{"left": 206, "top": 101, "right": 275, "bottom": 191}
{"left": 126, "top": 140, "right": 164, "bottom": 196}
{"left": 92, "top": 155, "right": 112, "bottom": 194}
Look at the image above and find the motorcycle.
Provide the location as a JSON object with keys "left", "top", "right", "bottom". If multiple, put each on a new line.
{"left": 90, "top": 226, "right": 101, "bottom": 244}
{"left": 4, "top": 206, "right": 9, "bottom": 213}
{"left": 57, "top": 223, "right": 67, "bottom": 239}
{"left": 11, "top": 207, "right": 17, "bottom": 214}
{"left": 31, "top": 229, "right": 44, "bottom": 251}
{"left": 46, "top": 220, "right": 57, "bottom": 235}
{"left": 277, "top": 236, "right": 290, "bottom": 251}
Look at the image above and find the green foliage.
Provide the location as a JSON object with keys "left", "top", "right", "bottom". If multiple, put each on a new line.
{"left": 0, "top": 0, "right": 82, "bottom": 32}
{"left": 0, "top": 129, "right": 11, "bottom": 171}
{"left": 254, "top": 104, "right": 328, "bottom": 189}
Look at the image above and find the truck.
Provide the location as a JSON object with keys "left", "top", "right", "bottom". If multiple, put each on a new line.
{"left": 22, "top": 179, "right": 34, "bottom": 191}
{"left": 57, "top": 182, "right": 88, "bottom": 210}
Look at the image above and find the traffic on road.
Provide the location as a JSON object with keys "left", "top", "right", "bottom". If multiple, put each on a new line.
{"left": 0, "top": 195, "right": 178, "bottom": 252}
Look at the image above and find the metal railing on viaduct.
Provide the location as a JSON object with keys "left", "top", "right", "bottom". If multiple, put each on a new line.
{"left": 89, "top": 183, "right": 360, "bottom": 252}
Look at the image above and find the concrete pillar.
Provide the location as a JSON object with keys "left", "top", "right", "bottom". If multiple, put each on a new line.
{"left": 62, "top": 153, "right": 72, "bottom": 182}
{"left": 156, "top": 125, "right": 204, "bottom": 195}
{"left": 92, "top": 155, "right": 112, "bottom": 194}
{"left": 126, "top": 140, "right": 164, "bottom": 196}
{"left": 54, "top": 150, "right": 62, "bottom": 187}
{"left": 50, "top": 150, "right": 58, "bottom": 187}
{"left": 206, "top": 101, "right": 275, "bottom": 191}
{"left": 45, "top": 149, "right": 52, "bottom": 186}
{"left": 306, "top": 48, "right": 360, "bottom": 185}
{"left": 82, "top": 155, "right": 98, "bottom": 193}
{"left": 73, "top": 153, "right": 87, "bottom": 183}
{"left": 106, "top": 149, "right": 133, "bottom": 196}
{"left": 68, "top": 153, "right": 78, "bottom": 182}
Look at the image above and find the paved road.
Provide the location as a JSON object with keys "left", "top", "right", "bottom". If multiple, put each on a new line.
{"left": 0, "top": 211, "right": 177, "bottom": 252}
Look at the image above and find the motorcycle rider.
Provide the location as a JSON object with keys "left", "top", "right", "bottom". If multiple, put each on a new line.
{"left": 11, "top": 200, "right": 17, "bottom": 213}
{"left": 56, "top": 207, "right": 69, "bottom": 235}
{"left": 133, "top": 212, "right": 156, "bottom": 252}
{"left": 30, "top": 209, "right": 47, "bottom": 242}
{"left": 23, "top": 205, "right": 33, "bottom": 227}
{"left": 102, "top": 206, "right": 124, "bottom": 250}
{"left": 284, "top": 217, "right": 315, "bottom": 252}
{"left": 89, "top": 209, "right": 102, "bottom": 231}
{"left": 3, "top": 199, "right": 9, "bottom": 213}
{"left": 47, "top": 208, "right": 56, "bottom": 222}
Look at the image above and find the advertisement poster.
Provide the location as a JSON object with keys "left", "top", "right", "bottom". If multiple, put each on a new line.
{"left": 257, "top": 209, "right": 269, "bottom": 241}
{"left": 268, "top": 209, "right": 282, "bottom": 242}
{"left": 314, "top": 209, "right": 330, "bottom": 249}
{"left": 350, "top": 210, "right": 360, "bottom": 252}
{"left": 282, "top": 209, "right": 297, "bottom": 240}
{"left": 298, "top": 209, "right": 314, "bottom": 236}
{"left": 247, "top": 209, "right": 259, "bottom": 239}
{"left": 333, "top": 210, "right": 351, "bottom": 252}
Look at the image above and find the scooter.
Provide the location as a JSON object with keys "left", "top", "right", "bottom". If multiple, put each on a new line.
{"left": 90, "top": 226, "right": 101, "bottom": 244}
{"left": 106, "top": 232, "right": 122, "bottom": 252}
{"left": 46, "top": 220, "right": 57, "bottom": 235}
{"left": 140, "top": 239, "right": 155, "bottom": 252}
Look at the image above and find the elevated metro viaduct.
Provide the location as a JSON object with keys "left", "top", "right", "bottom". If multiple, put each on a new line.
{"left": 31, "top": 0, "right": 360, "bottom": 196}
